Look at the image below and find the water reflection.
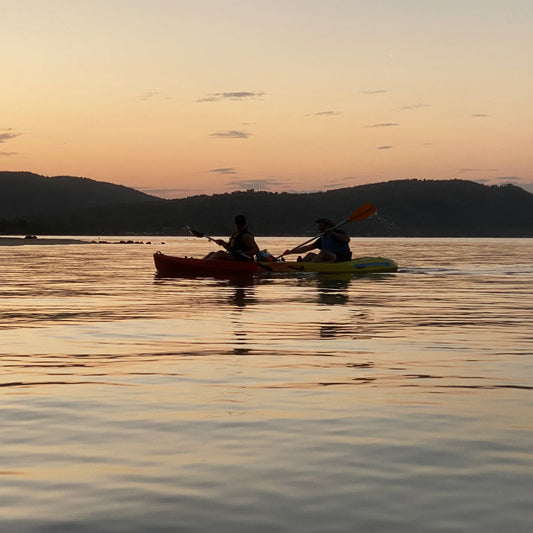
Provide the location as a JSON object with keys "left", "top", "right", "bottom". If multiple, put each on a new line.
{"left": 153, "top": 272, "right": 404, "bottom": 350}
{"left": 225, "top": 282, "right": 257, "bottom": 354}
{"left": 315, "top": 277, "right": 351, "bottom": 306}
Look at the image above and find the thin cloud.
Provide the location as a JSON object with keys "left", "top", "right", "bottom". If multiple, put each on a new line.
{"left": 471, "top": 113, "right": 489, "bottom": 118}
{"left": 495, "top": 176, "right": 521, "bottom": 182}
{"left": 0, "top": 129, "right": 21, "bottom": 143}
{"left": 473, "top": 176, "right": 533, "bottom": 193}
{"left": 227, "top": 178, "right": 286, "bottom": 191}
{"left": 494, "top": 176, "right": 529, "bottom": 187}
{"left": 197, "top": 91, "right": 265, "bottom": 102}
{"left": 140, "top": 91, "right": 160, "bottom": 101}
{"left": 326, "top": 181, "right": 348, "bottom": 189}
{"left": 210, "top": 168, "right": 237, "bottom": 175}
{"left": 360, "top": 90, "right": 387, "bottom": 94}
{"left": 459, "top": 168, "right": 497, "bottom": 173}
{"left": 377, "top": 145, "right": 393, "bottom": 150}
{"left": 210, "top": 130, "right": 250, "bottom": 139}
{"left": 137, "top": 187, "right": 194, "bottom": 199}
{"left": 0, "top": 151, "right": 17, "bottom": 156}
{"left": 136, "top": 187, "right": 210, "bottom": 200}
{"left": 400, "top": 103, "right": 430, "bottom": 110}
{"left": 306, "top": 111, "right": 341, "bottom": 117}
{"left": 365, "top": 123, "right": 399, "bottom": 128}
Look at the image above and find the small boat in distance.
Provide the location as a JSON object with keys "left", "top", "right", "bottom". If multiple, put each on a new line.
{"left": 153, "top": 252, "right": 398, "bottom": 278}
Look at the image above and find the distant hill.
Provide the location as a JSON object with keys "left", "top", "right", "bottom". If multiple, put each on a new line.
{"left": 0, "top": 171, "right": 158, "bottom": 217}
{"left": 1, "top": 173, "right": 532, "bottom": 237}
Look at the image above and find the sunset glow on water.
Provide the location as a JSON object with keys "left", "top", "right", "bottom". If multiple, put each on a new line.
{"left": 1, "top": 237, "right": 532, "bottom": 531}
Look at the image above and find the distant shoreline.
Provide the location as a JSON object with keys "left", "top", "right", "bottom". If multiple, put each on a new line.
{"left": 0, "top": 237, "right": 91, "bottom": 246}
{"left": 0, "top": 237, "right": 161, "bottom": 246}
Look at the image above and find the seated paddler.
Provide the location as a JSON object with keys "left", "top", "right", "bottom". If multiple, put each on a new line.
{"left": 283, "top": 217, "right": 352, "bottom": 262}
{"left": 204, "top": 215, "right": 260, "bottom": 261}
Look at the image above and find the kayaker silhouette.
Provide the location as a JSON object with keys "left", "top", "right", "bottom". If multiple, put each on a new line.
{"left": 283, "top": 218, "right": 352, "bottom": 262}
{"left": 204, "top": 215, "right": 260, "bottom": 261}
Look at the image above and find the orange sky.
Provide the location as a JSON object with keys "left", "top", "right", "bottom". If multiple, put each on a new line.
{"left": 2, "top": 1, "right": 533, "bottom": 197}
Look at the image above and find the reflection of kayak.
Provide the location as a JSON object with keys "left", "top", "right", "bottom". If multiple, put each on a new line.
{"left": 153, "top": 252, "right": 398, "bottom": 277}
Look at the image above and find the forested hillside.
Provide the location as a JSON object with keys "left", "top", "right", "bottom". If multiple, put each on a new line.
{"left": 0, "top": 171, "right": 157, "bottom": 217}
{"left": 1, "top": 173, "right": 532, "bottom": 237}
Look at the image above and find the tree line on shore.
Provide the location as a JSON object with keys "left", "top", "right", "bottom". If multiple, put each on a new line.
{"left": 1, "top": 172, "right": 532, "bottom": 237}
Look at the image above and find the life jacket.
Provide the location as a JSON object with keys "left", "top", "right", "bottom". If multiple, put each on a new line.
{"left": 229, "top": 228, "right": 255, "bottom": 260}
{"left": 319, "top": 232, "right": 351, "bottom": 255}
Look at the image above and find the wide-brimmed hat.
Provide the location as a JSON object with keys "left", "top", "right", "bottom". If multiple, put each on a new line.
{"left": 314, "top": 218, "right": 335, "bottom": 227}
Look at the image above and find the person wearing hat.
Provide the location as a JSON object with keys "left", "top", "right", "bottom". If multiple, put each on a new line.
{"left": 204, "top": 215, "right": 260, "bottom": 261}
{"left": 283, "top": 218, "right": 352, "bottom": 262}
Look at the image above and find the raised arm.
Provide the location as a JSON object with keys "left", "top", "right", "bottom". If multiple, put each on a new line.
{"left": 283, "top": 242, "right": 317, "bottom": 256}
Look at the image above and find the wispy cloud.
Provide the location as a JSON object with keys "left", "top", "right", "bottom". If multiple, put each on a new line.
{"left": 210, "top": 167, "right": 237, "bottom": 175}
{"left": 306, "top": 111, "right": 341, "bottom": 117}
{"left": 140, "top": 91, "right": 160, "bottom": 101}
{"left": 400, "top": 103, "right": 430, "bottom": 110}
{"left": 227, "top": 178, "right": 287, "bottom": 191}
{"left": 365, "top": 123, "right": 399, "bottom": 128}
{"left": 494, "top": 176, "right": 531, "bottom": 188}
{"left": 459, "top": 168, "right": 497, "bottom": 173}
{"left": 197, "top": 91, "right": 265, "bottom": 102}
{"left": 326, "top": 176, "right": 376, "bottom": 190}
{"left": 377, "top": 145, "right": 393, "bottom": 150}
{"left": 471, "top": 113, "right": 489, "bottom": 118}
{"left": 325, "top": 177, "right": 353, "bottom": 189}
{"left": 136, "top": 187, "right": 194, "bottom": 199}
{"left": 0, "top": 129, "right": 21, "bottom": 143}
{"left": 495, "top": 176, "right": 522, "bottom": 183}
{"left": 360, "top": 90, "right": 387, "bottom": 94}
{"left": 210, "top": 130, "right": 250, "bottom": 139}
{"left": 472, "top": 176, "right": 533, "bottom": 193}
{"left": 0, "top": 129, "right": 21, "bottom": 155}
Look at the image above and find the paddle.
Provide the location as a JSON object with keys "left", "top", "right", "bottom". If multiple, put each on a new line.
{"left": 185, "top": 226, "right": 229, "bottom": 249}
{"left": 276, "top": 203, "right": 377, "bottom": 259}
{"left": 185, "top": 225, "right": 272, "bottom": 271}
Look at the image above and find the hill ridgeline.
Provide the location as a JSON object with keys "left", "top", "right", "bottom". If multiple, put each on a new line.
{"left": 1, "top": 171, "right": 532, "bottom": 237}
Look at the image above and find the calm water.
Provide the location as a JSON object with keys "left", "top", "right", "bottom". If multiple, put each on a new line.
{"left": 1, "top": 237, "right": 532, "bottom": 532}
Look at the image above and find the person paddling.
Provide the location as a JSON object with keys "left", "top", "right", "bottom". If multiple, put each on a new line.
{"left": 283, "top": 218, "right": 352, "bottom": 262}
{"left": 204, "top": 215, "right": 260, "bottom": 261}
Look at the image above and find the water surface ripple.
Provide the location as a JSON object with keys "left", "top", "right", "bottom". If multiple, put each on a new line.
{"left": 1, "top": 238, "right": 532, "bottom": 532}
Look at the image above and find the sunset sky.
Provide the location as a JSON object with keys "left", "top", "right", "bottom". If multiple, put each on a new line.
{"left": 3, "top": 1, "right": 533, "bottom": 198}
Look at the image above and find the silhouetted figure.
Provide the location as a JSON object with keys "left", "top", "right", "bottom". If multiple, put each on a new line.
{"left": 284, "top": 218, "right": 351, "bottom": 262}
{"left": 204, "top": 215, "right": 260, "bottom": 261}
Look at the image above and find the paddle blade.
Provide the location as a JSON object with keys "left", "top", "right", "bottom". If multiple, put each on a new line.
{"left": 186, "top": 226, "right": 205, "bottom": 238}
{"left": 347, "top": 203, "right": 377, "bottom": 222}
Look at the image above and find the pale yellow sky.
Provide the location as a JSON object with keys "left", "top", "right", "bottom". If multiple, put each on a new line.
{"left": 2, "top": 0, "right": 533, "bottom": 197}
